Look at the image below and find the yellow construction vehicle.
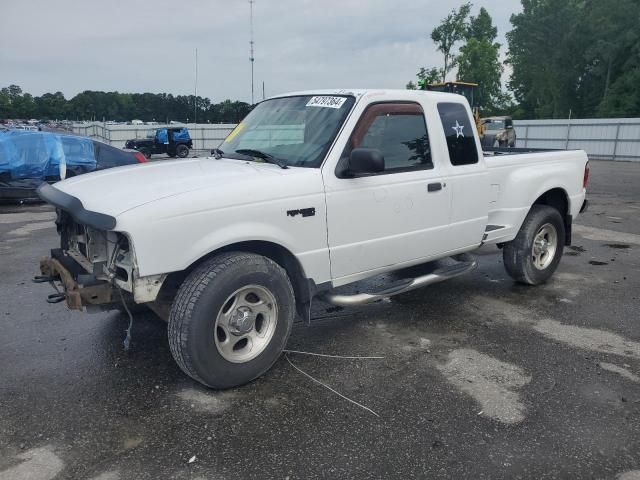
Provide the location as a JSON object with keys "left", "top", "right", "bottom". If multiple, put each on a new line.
{"left": 419, "top": 80, "right": 485, "bottom": 136}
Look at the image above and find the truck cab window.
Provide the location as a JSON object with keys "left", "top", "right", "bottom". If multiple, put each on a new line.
{"left": 437, "top": 102, "right": 479, "bottom": 166}
{"left": 345, "top": 102, "right": 432, "bottom": 173}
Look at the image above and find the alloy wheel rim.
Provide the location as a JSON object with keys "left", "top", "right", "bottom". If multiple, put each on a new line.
{"left": 531, "top": 223, "right": 558, "bottom": 270}
{"left": 214, "top": 285, "right": 278, "bottom": 363}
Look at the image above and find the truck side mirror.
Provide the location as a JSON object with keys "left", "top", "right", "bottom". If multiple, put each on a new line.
{"left": 506, "top": 125, "right": 514, "bottom": 130}
{"left": 348, "top": 148, "right": 385, "bottom": 175}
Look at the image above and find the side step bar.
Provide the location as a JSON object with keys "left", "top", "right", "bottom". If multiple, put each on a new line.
{"left": 322, "top": 254, "right": 477, "bottom": 307}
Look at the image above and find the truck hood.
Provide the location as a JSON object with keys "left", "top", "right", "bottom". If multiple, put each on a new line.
{"left": 53, "top": 158, "right": 300, "bottom": 218}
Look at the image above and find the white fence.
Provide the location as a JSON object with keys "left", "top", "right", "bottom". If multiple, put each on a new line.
{"left": 72, "top": 122, "right": 236, "bottom": 150}
{"left": 514, "top": 118, "right": 640, "bottom": 161}
{"left": 74, "top": 117, "right": 640, "bottom": 161}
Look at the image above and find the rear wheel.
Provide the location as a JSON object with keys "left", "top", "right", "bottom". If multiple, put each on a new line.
{"left": 176, "top": 144, "right": 189, "bottom": 158}
{"left": 168, "top": 252, "right": 295, "bottom": 389}
{"left": 503, "top": 205, "right": 565, "bottom": 285}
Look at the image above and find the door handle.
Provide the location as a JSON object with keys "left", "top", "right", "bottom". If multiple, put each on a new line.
{"left": 427, "top": 182, "right": 442, "bottom": 192}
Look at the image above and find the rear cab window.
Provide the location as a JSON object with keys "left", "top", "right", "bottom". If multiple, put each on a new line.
{"left": 436, "top": 102, "right": 478, "bottom": 166}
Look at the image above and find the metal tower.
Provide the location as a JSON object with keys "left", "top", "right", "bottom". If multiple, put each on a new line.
{"left": 249, "top": 0, "right": 255, "bottom": 105}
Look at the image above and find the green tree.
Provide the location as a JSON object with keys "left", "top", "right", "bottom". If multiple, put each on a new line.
{"left": 0, "top": 85, "right": 253, "bottom": 123}
{"left": 467, "top": 6, "right": 497, "bottom": 41}
{"left": 35, "top": 92, "right": 67, "bottom": 120}
{"left": 507, "top": 0, "right": 585, "bottom": 118}
{"left": 506, "top": 0, "right": 640, "bottom": 118}
{"left": 431, "top": 3, "right": 472, "bottom": 82}
{"left": 457, "top": 7, "right": 503, "bottom": 111}
{"left": 0, "top": 85, "right": 25, "bottom": 118}
{"left": 598, "top": 40, "right": 640, "bottom": 116}
{"left": 582, "top": 0, "right": 640, "bottom": 116}
{"left": 0, "top": 88, "right": 12, "bottom": 117}
{"left": 406, "top": 67, "right": 443, "bottom": 89}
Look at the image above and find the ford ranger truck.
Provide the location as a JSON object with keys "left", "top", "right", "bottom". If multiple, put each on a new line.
{"left": 35, "top": 90, "right": 589, "bottom": 389}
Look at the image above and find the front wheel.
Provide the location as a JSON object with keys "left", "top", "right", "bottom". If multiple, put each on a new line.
{"left": 168, "top": 252, "right": 295, "bottom": 389}
{"left": 503, "top": 205, "right": 565, "bottom": 285}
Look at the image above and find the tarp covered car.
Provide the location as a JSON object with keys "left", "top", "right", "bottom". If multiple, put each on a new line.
{"left": 0, "top": 131, "right": 145, "bottom": 200}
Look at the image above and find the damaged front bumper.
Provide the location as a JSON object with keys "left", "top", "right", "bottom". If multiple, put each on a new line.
{"left": 35, "top": 183, "right": 169, "bottom": 311}
{"left": 36, "top": 249, "right": 116, "bottom": 311}
{"left": 36, "top": 247, "right": 167, "bottom": 312}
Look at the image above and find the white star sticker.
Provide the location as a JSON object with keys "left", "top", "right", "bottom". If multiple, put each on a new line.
{"left": 452, "top": 120, "right": 465, "bottom": 138}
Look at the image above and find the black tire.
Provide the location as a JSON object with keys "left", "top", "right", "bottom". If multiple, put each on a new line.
{"left": 140, "top": 149, "right": 152, "bottom": 159}
{"left": 503, "top": 205, "right": 565, "bottom": 285}
{"left": 176, "top": 144, "right": 189, "bottom": 158}
{"left": 168, "top": 252, "right": 295, "bottom": 389}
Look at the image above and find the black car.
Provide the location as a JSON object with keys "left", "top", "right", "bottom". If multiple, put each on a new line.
{"left": 0, "top": 131, "right": 146, "bottom": 201}
{"left": 124, "top": 127, "right": 192, "bottom": 159}
{"left": 93, "top": 141, "right": 147, "bottom": 170}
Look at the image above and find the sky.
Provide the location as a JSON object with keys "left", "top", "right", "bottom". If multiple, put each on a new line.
{"left": 1, "top": 0, "right": 522, "bottom": 103}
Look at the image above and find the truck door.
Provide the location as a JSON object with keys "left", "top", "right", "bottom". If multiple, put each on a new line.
{"left": 435, "top": 102, "right": 490, "bottom": 250}
{"left": 323, "top": 102, "right": 452, "bottom": 283}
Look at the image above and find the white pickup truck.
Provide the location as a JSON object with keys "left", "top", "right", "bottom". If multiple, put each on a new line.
{"left": 36, "top": 89, "right": 589, "bottom": 388}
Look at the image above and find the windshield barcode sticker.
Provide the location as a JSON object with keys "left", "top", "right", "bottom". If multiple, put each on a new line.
{"left": 306, "top": 96, "right": 347, "bottom": 109}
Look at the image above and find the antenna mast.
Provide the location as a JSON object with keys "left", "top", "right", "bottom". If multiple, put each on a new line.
{"left": 249, "top": 0, "right": 255, "bottom": 105}
{"left": 194, "top": 47, "right": 198, "bottom": 125}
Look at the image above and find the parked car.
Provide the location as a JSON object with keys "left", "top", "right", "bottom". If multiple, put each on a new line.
{"left": 482, "top": 116, "right": 516, "bottom": 148}
{"left": 124, "top": 127, "right": 192, "bottom": 158}
{"left": 36, "top": 89, "right": 588, "bottom": 389}
{"left": 13, "top": 125, "right": 39, "bottom": 132}
{"left": 0, "top": 131, "right": 146, "bottom": 200}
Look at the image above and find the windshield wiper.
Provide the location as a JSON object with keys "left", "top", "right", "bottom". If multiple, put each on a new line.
{"left": 234, "top": 149, "right": 289, "bottom": 169}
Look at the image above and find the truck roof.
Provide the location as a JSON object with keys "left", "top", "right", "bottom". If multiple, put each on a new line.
{"left": 269, "top": 89, "right": 465, "bottom": 102}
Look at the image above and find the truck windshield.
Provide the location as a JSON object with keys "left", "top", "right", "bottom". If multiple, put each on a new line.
{"left": 219, "top": 95, "right": 355, "bottom": 168}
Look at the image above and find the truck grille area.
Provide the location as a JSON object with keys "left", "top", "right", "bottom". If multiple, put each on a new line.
{"left": 56, "top": 209, "right": 133, "bottom": 290}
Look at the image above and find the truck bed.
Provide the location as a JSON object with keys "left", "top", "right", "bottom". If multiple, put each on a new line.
{"left": 482, "top": 146, "right": 558, "bottom": 156}
{"left": 482, "top": 149, "right": 588, "bottom": 245}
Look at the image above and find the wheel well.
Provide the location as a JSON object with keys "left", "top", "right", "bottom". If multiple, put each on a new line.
{"left": 533, "top": 188, "right": 568, "bottom": 217}
{"left": 532, "top": 188, "right": 571, "bottom": 245}
{"left": 159, "top": 241, "right": 312, "bottom": 316}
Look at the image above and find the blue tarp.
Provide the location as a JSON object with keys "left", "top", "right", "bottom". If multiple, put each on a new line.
{"left": 0, "top": 131, "right": 96, "bottom": 190}
{"left": 156, "top": 128, "right": 169, "bottom": 144}
{"left": 152, "top": 128, "right": 190, "bottom": 145}
{"left": 172, "top": 128, "right": 190, "bottom": 141}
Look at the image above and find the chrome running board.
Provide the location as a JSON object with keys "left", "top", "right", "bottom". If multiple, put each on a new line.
{"left": 322, "top": 254, "right": 477, "bottom": 307}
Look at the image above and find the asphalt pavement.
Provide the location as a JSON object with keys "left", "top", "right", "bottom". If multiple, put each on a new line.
{"left": 1, "top": 160, "right": 639, "bottom": 479}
